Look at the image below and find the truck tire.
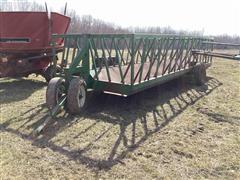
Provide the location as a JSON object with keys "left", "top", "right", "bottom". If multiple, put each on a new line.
{"left": 46, "top": 77, "right": 65, "bottom": 110}
{"left": 192, "top": 64, "right": 207, "bottom": 86}
{"left": 67, "top": 78, "right": 87, "bottom": 114}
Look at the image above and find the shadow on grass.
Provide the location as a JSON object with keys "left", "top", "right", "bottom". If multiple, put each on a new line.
{"left": 197, "top": 108, "right": 240, "bottom": 125}
{"left": 0, "top": 78, "right": 46, "bottom": 104}
{"left": 0, "top": 76, "right": 223, "bottom": 170}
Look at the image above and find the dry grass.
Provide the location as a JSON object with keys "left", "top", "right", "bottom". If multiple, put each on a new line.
{"left": 0, "top": 57, "right": 240, "bottom": 179}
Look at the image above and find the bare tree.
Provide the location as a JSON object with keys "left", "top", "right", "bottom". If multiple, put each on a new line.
{"left": 0, "top": 0, "right": 45, "bottom": 11}
{"left": 1, "top": 1, "right": 239, "bottom": 46}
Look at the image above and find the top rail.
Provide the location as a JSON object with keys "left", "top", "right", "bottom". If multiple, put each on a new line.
{"left": 52, "top": 33, "right": 212, "bottom": 40}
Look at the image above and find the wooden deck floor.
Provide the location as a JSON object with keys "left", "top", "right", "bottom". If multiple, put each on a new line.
{"left": 96, "top": 60, "right": 189, "bottom": 84}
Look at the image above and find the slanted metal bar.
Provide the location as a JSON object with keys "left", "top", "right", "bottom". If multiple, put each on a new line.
{"left": 138, "top": 38, "right": 156, "bottom": 83}
{"left": 89, "top": 41, "right": 99, "bottom": 80}
{"left": 166, "top": 38, "right": 181, "bottom": 74}
{"left": 133, "top": 38, "right": 149, "bottom": 83}
{"left": 138, "top": 39, "right": 151, "bottom": 82}
{"left": 102, "top": 37, "right": 114, "bottom": 61}
{"left": 162, "top": 37, "right": 175, "bottom": 74}
{"left": 118, "top": 38, "right": 127, "bottom": 65}
{"left": 91, "top": 38, "right": 104, "bottom": 76}
{"left": 124, "top": 38, "right": 132, "bottom": 64}
{"left": 118, "top": 39, "right": 134, "bottom": 82}
{"left": 109, "top": 38, "right": 115, "bottom": 65}
{"left": 175, "top": 39, "right": 186, "bottom": 71}
{"left": 133, "top": 38, "right": 148, "bottom": 83}
{"left": 134, "top": 38, "right": 144, "bottom": 64}
{"left": 188, "top": 38, "right": 204, "bottom": 68}
{"left": 162, "top": 38, "right": 176, "bottom": 75}
{"left": 172, "top": 39, "right": 185, "bottom": 72}
{"left": 122, "top": 62, "right": 131, "bottom": 82}
{"left": 182, "top": 39, "right": 195, "bottom": 69}
{"left": 154, "top": 38, "right": 165, "bottom": 77}
{"left": 144, "top": 39, "right": 159, "bottom": 80}
{"left": 101, "top": 38, "right": 111, "bottom": 82}
{"left": 115, "top": 39, "right": 126, "bottom": 65}
{"left": 176, "top": 38, "right": 190, "bottom": 70}
{"left": 170, "top": 39, "right": 185, "bottom": 72}
{"left": 113, "top": 38, "right": 125, "bottom": 83}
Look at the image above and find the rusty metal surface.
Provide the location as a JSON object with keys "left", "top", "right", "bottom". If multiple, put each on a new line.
{"left": 97, "top": 59, "right": 189, "bottom": 84}
{"left": 0, "top": 54, "right": 51, "bottom": 77}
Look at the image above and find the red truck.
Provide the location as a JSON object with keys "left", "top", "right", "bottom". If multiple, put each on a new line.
{"left": 0, "top": 11, "right": 70, "bottom": 81}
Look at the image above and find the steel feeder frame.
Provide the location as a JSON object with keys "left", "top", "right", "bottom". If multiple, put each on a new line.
{"left": 35, "top": 33, "right": 219, "bottom": 134}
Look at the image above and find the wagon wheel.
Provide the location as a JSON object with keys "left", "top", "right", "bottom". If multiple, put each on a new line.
{"left": 43, "top": 65, "right": 61, "bottom": 82}
{"left": 46, "top": 77, "right": 65, "bottom": 110}
{"left": 192, "top": 63, "right": 207, "bottom": 86}
{"left": 67, "top": 78, "right": 87, "bottom": 114}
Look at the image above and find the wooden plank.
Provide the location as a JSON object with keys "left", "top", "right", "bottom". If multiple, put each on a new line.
{"left": 96, "top": 59, "right": 189, "bottom": 84}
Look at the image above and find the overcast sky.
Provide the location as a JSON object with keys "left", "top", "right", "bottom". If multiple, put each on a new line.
{"left": 14, "top": 0, "right": 240, "bottom": 35}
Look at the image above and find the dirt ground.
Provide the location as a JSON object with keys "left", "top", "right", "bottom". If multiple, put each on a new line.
{"left": 0, "top": 57, "right": 239, "bottom": 179}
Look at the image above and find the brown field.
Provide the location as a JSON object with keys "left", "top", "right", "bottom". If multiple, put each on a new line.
{"left": 0, "top": 57, "right": 240, "bottom": 179}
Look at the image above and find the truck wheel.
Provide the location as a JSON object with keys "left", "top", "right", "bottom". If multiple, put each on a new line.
{"left": 43, "top": 65, "right": 61, "bottom": 82}
{"left": 67, "top": 78, "right": 87, "bottom": 114}
{"left": 46, "top": 77, "right": 65, "bottom": 110}
{"left": 192, "top": 64, "right": 207, "bottom": 86}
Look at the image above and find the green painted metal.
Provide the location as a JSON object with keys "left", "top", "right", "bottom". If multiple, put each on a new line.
{"left": 51, "top": 33, "right": 213, "bottom": 95}
{"left": 33, "top": 95, "right": 66, "bottom": 135}
{"left": 34, "top": 33, "right": 215, "bottom": 134}
{"left": 196, "top": 41, "right": 240, "bottom": 61}
{"left": 33, "top": 33, "right": 240, "bottom": 135}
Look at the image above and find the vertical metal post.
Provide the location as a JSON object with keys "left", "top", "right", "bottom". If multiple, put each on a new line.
{"left": 51, "top": 36, "right": 57, "bottom": 76}
{"left": 131, "top": 34, "right": 135, "bottom": 85}
{"left": 82, "top": 35, "right": 90, "bottom": 79}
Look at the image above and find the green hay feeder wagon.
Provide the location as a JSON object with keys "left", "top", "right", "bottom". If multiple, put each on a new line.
{"left": 34, "top": 33, "right": 239, "bottom": 134}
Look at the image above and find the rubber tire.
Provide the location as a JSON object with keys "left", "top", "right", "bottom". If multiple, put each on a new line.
{"left": 67, "top": 78, "right": 87, "bottom": 115}
{"left": 192, "top": 64, "right": 207, "bottom": 86}
{"left": 43, "top": 65, "right": 61, "bottom": 82}
{"left": 46, "top": 77, "right": 65, "bottom": 110}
